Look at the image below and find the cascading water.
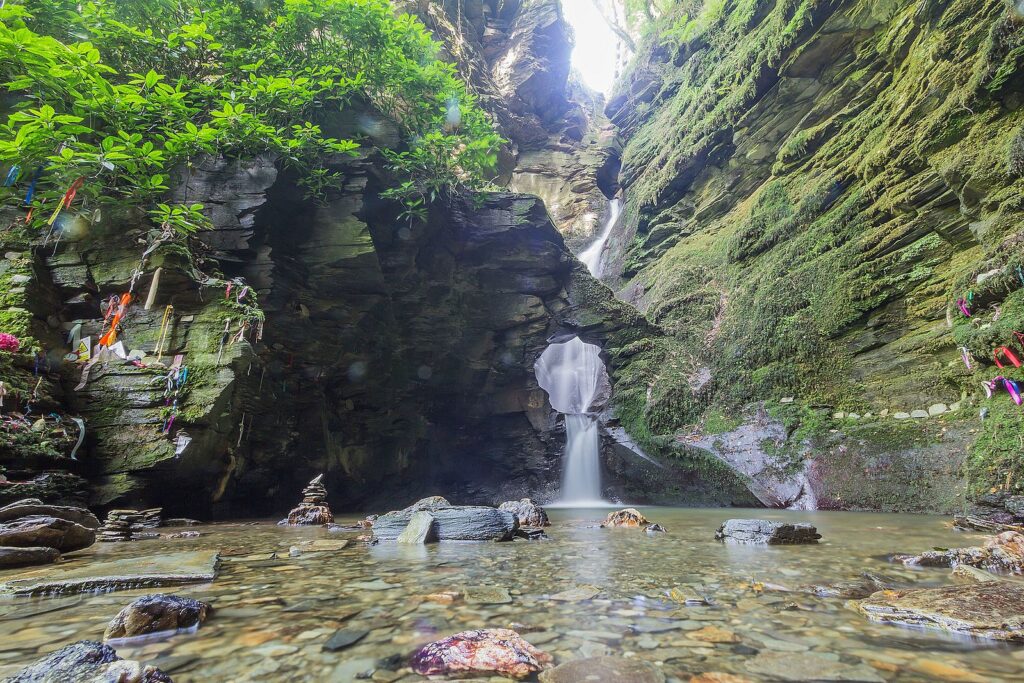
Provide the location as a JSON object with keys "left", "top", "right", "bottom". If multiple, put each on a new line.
{"left": 578, "top": 199, "right": 622, "bottom": 278}
{"left": 535, "top": 337, "right": 608, "bottom": 505}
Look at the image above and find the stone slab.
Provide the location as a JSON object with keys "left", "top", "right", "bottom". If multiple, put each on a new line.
{"left": 0, "top": 550, "right": 219, "bottom": 597}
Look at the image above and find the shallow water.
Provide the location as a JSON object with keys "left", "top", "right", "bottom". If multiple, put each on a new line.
{"left": 1, "top": 507, "right": 1022, "bottom": 682}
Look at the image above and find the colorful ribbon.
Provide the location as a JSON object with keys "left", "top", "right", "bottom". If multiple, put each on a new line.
{"left": 23, "top": 167, "right": 42, "bottom": 206}
{"left": 3, "top": 165, "right": 19, "bottom": 186}
{"left": 994, "top": 346, "right": 1021, "bottom": 369}
{"left": 956, "top": 297, "right": 971, "bottom": 317}
{"left": 960, "top": 347, "right": 973, "bottom": 370}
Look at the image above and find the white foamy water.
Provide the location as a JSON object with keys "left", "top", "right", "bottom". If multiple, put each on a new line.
{"left": 578, "top": 198, "right": 622, "bottom": 278}
{"left": 536, "top": 337, "right": 607, "bottom": 504}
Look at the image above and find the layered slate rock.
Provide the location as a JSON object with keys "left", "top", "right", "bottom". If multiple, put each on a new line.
{"left": 282, "top": 474, "right": 333, "bottom": 526}
{"left": 104, "top": 594, "right": 211, "bottom": 641}
{"left": 0, "top": 515, "right": 96, "bottom": 552}
{"left": 858, "top": 582, "right": 1024, "bottom": 642}
{"left": 0, "top": 550, "right": 219, "bottom": 596}
{"left": 0, "top": 546, "right": 60, "bottom": 569}
{"left": 0, "top": 498, "right": 100, "bottom": 529}
{"left": 892, "top": 531, "right": 1024, "bottom": 573}
{"left": 5, "top": 640, "right": 172, "bottom": 682}
{"left": 373, "top": 497, "right": 517, "bottom": 542}
{"left": 715, "top": 519, "right": 821, "bottom": 545}
{"left": 539, "top": 656, "right": 665, "bottom": 683}
{"left": 499, "top": 498, "right": 550, "bottom": 527}
{"left": 411, "top": 629, "right": 552, "bottom": 679}
{"left": 396, "top": 511, "right": 437, "bottom": 544}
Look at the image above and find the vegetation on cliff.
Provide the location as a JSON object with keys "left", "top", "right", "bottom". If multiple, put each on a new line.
{"left": 0, "top": 0, "right": 502, "bottom": 229}
{"left": 605, "top": 0, "right": 1024, "bottom": 506}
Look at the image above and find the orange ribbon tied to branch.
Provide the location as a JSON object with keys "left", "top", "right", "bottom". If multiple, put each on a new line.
{"left": 46, "top": 176, "right": 85, "bottom": 227}
{"left": 98, "top": 292, "right": 132, "bottom": 347}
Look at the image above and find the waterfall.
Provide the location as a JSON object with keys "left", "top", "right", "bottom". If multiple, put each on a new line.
{"left": 578, "top": 199, "right": 622, "bottom": 278}
{"left": 535, "top": 337, "right": 607, "bottom": 505}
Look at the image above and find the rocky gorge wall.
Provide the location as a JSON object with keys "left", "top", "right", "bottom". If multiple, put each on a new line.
{"left": 595, "top": 0, "right": 1024, "bottom": 511}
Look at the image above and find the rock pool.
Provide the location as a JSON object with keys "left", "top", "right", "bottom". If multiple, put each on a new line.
{"left": 1, "top": 508, "right": 1021, "bottom": 681}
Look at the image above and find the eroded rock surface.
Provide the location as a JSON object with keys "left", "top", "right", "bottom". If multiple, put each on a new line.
{"left": 858, "top": 582, "right": 1024, "bottom": 642}
{"left": 0, "top": 546, "right": 60, "bottom": 569}
{"left": 411, "top": 628, "right": 552, "bottom": 679}
{"left": 0, "top": 499, "right": 99, "bottom": 529}
{"left": 892, "top": 531, "right": 1024, "bottom": 573}
{"left": 716, "top": 519, "right": 821, "bottom": 545}
{"left": 601, "top": 508, "right": 650, "bottom": 528}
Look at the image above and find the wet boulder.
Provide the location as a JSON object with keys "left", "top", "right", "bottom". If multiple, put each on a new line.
{"left": 281, "top": 474, "right": 333, "bottom": 526}
{"left": 104, "top": 594, "right": 211, "bottom": 641}
{"left": 0, "top": 546, "right": 60, "bottom": 569}
{"left": 715, "top": 519, "right": 820, "bottom": 545}
{"left": 499, "top": 498, "right": 550, "bottom": 527}
{"left": 806, "top": 573, "right": 891, "bottom": 599}
{"left": 539, "top": 656, "right": 665, "bottom": 682}
{"left": 0, "top": 498, "right": 100, "bottom": 529}
{"left": 373, "top": 498, "right": 517, "bottom": 542}
{"left": 892, "top": 531, "right": 1024, "bottom": 573}
{"left": 5, "top": 640, "right": 172, "bottom": 682}
{"left": 858, "top": 582, "right": 1024, "bottom": 641}
{"left": 0, "top": 515, "right": 96, "bottom": 552}
{"left": 411, "top": 628, "right": 552, "bottom": 679}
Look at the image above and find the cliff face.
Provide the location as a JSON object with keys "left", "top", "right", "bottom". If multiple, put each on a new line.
{"left": 411, "top": 0, "right": 621, "bottom": 245}
{"left": 601, "top": 0, "right": 1024, "bottom": 511}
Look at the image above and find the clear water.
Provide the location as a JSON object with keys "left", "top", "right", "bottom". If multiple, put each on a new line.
{"left": 1, "top": 508, "right": 1021, "bottom": 682}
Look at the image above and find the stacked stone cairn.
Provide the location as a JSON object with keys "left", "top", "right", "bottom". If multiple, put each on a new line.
{"left": 98, "top": 508, "right": 162, "bottom": 542}
{"left": 283, "top": 474, "right": 334, "bottom": 526}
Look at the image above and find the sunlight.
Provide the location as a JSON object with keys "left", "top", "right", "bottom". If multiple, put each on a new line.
{"left": 561, "top": 0, "right": 619, "bottom": 95}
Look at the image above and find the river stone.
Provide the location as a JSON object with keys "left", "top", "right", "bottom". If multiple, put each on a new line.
{"left": 744, "top": 652, "right": 884, "bottom": 682}
{"left": 5, "top": 640, "right": 172, "bottom": 682}
{"left": 0, "top": 546, "right": 60, "bottom": 569}
{"left": 893, "top": 412, "right": 911, "bottom": 420}
{"left": 373, "top": 502, "right": 517, "bottom": 542}
{"left": 928, "top": 403, "right": 948, "bottom": 416}
{"left": 499, "top": 498, "right": 550, "bottom": 527}
{"left": 0, "top": 550, "right": 219, "bottom": 596}
{"left": 0, "top": 499, "right": 100, "bottom": 529}
{"left": 807, "top": 573, "right": 890, "bottom": 599}
{"left": 539, "top": 656, "right": 665, "bottom": 682}
{"left": 910, "top": 409, "right": 929, "bottom": 419}
{"left": 715, "top": 519, "right": 820, "bottom": 545}
{"left": 322, "top": 628, "right": 368, "bottom": 651}
{"left": 0, "top": 515, "right": 96, "bottom": 552}
{"left": 411, "top": 628, "right": 552, "bottom": 678}
{"left": 104, "top": 594, "right": 211, "bottom": 641}
{"left": 550, "top": 585, "right": 600, "bottom": 601}
{"left": 464, "top": 584, "right": 513, "bottom": 604}
{"left": 858, "top": 582, "right": 1024, "bottom": 641}
{"left": 397, "top": 511, "right": 437, "bottom": 544}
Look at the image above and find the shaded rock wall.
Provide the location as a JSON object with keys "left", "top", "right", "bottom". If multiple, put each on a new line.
{"left": 598, "top": 0, "right": 1024, "bottom": 510}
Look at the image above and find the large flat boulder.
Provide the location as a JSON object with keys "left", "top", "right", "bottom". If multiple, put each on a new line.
{"left": 0, "top": 498, "right": 100, "bottom": 529}
{"left": 373, "top": 498, "right": 517, "bottom": 542}
{"left": 0, "top": 515, "right": 96, "bottom": 552}
{"left": 0, "top": 546, "right": 60, "bottom": 569}
{"left": 715, "top": 519, "right": 820, "bottom": 545}
{"left": 858, "top": 582, "right": 1024, "bottom": 641}
{"left": 499, "top": 498, "right": 550, "bottom": 527}
{"left": 4, "top": 640, "right": 171, "bottom": 682}
{"left": 0, "top": 550, "right": 219, "bottom": 597}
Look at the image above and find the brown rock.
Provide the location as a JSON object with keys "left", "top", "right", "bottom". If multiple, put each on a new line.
{"left": 104, "top": 594, "right": 211, "bottom": 641}
{"left": 499, "top": 498, "right": 550, "bottom": 527}
{"left": 691, "top": 626, "right": 740, "bottom": 644}
{"left": 0, "top": 499, "right": 100, "bottom": 529}
{"left": 893, "top": 531, "right": 1024, "bottom": 573}
{"left": 0, "top": 546, "right": 60, "bottom": 568}
{"left": 0, "top": 515, "right": 95, "bottom": 552}
{"left": 690, "top": 674, "right": 755, "bottom": 683}
{"left": 601, "top": 508, "right": 650, "bottom": 528}
{"left": 411, "top": 628, "right": 552, "bottom": 679}
{"left": 5, "top": 640, "right": 172, "bottom": 682}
